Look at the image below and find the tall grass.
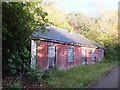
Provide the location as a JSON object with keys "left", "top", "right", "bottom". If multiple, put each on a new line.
{"left": 45, "top": 61, "right": 118, "bottom": 88}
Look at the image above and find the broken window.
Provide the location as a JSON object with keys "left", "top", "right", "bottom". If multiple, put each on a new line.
{"left": 68, "top": 48, "right": 74, "bottom": 62}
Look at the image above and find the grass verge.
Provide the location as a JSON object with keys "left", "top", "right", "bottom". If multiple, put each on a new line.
{"left": 45, "top": 61, "right": 118, "bottom": 88}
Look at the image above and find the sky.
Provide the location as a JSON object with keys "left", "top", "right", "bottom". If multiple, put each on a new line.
{"left": 54, "top": 0, "right": 119, "bottom": 17}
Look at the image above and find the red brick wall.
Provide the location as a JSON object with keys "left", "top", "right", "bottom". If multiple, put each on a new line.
{"left": 36, "top": 40, "right": 103, "bottom": 70}
{"left": 86, "top": 48, "right": 92, "bottom": 64}
{"left": 73, "top": 46, "right": 82, "bottom": 67}
{"left": 36, "top": 41, "right": 48, "bottom": 70}
{"left": 56, "top": 44, "right": 67, "bottom": 70}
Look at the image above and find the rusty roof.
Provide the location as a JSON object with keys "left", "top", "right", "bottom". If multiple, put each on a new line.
{"left": 31, "top": 26, "right": 104, "bottom": 48}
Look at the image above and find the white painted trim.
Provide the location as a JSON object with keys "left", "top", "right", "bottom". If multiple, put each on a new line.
{"left": 81, "top": 47, "right": 87, "bottom": 49}
{"left": 31, "top": 40, "right": 37, "bottom": 69}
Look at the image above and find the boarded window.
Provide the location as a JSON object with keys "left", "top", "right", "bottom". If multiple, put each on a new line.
{"left": 68, "top": 48, "right": 74, "bottom": 62}
{"left": 91, "top": 50, "right": 95, "bottom": 60}
{"left": 48, "top": 46, "right": 55, "bottom": 57}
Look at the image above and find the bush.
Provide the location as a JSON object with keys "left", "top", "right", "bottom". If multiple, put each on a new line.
{"left": 104, "top": 43, "right": 119, "bottom": 61}
{"left": 26, "top": 68, "right": 44, "bottom": 82}
{"left": 7, "top": 82, "right": 21, "bottom": 90}
{"left": 5, "top": 49, "right": 31, "bottom": 76}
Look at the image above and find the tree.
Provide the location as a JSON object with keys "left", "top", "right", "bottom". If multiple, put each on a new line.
{"left": 2, "top": 2, "right": 48, "bottom": 76}
{"left": 42, "top": 1, "right": 74, "bottom": 31}
{"left": 67, "top": 10, "right": 118, "bottom": 61}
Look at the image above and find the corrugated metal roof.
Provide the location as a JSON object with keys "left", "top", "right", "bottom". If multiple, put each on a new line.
{"left": 31, "top": 26, "right": 104, "bottom": 48}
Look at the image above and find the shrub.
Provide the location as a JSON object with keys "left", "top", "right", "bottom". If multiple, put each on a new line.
{"left": 26, "top": 68, "right": 44, "bottom": 82}
{"left": 7, "top": 82, "right": 21, "bottom": 90}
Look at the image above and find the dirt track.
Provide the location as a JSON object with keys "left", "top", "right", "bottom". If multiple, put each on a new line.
{"left": 90, "top": 66, "right": 119, "bottom": 88}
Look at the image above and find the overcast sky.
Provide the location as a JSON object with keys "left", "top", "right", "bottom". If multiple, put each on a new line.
{"left": 54, "top": 0, "right": 119, "bottom": 17}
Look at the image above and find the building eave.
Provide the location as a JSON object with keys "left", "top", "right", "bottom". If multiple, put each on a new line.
{"left": 31, "top": 37, "right": 98, "bottom": 48}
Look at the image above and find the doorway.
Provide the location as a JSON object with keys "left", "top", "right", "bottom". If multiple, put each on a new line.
{"left": 81, "top": 48, "right": 87, "bottom": 65}
{"left": 48, "top": 45, "right": 56, "bottom": 68}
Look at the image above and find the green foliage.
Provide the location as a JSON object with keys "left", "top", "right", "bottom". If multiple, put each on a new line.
{"left": 46, "top": 61, "right": 117, "bottom": 88}
{"left": 68, "top": 11, "right": 118, "bottom": 62}
{"left": 7, "top": 82, "right": 21, "bottom": 90}
{"left": 3, "top": 1, "right": 118, "bottom": 78}
{"left": 104, "top": 44, "right": 119, "bottom": 61}
{"left": 68, "top": 10, "right": 118, "bottom": 39}
{"left": 26, "top": 68, "right": 44, "bottom": 82}
{"left": 2, "top": 2, "right": 48, "bottom": 76}
{"left": 42, "top": 2, "right": 74, "bottom": 31}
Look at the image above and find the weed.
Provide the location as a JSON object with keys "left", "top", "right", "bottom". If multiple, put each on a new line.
{"left": 7, "top": 82, "right": 21, "bottom": 90}
{"left": 45, "top": 61, "right": 118, "bottom": 88}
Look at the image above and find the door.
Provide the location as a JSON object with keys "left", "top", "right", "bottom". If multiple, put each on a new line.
{"left": 98, "top": 50, "right": 102, "bottom": 61}
{"left": 81, "top": 48, "right": 87, "bottom": 65}
{"left": 48, "top": 45, "right": 56, "bottom": 68}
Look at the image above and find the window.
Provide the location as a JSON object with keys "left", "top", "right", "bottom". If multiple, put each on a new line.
{"left": 48, "top": 45, "right": 55, "bottom": 57}
{"left": 68, "top": 48, "right": 74, "bottom": 62}
{"left": 82, "top": 49, "right": 86, "bottom": 57}
{"left": 91, "top": 49, "right": 95, "bottom": 60}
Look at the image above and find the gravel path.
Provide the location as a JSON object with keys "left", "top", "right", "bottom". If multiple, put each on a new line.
{"left": 90, "top": 66, "right": 119, "bottom": 88}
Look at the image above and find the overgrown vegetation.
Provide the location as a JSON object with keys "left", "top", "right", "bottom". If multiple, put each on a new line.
{"left": 3, "top": 68, "right": 46, "bottom": 89}
{"left": 45, "top": 61, "right": 118, "bottom": 88}
{"left": 43, "top": 1, "right": 119, "bottom": 62}
{"left": 7, "top": 82, "right": 21, "bottom": 90}
{"left": 67, "top": 11, "right": 119, "bottom": 62}
{"left": 2, "top": 2, "right": 48, "bottom": 76}
{"left": 2, "top": 2, "right": 48, "bottom": 88}
{"left": 2, "top": 1, "right": 119, "bottom": 89}
{"left": 26, "top": 68, "right": 44, "bottom": 82}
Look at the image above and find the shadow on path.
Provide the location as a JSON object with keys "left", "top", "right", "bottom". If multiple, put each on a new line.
{"left": 90, "top": 66, "right": 119, "bottom": 88}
